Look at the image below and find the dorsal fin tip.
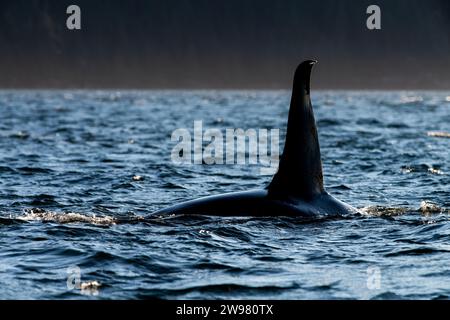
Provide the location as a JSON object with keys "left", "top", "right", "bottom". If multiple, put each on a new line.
{"left": 293, "top": 60, "right": 317, "bottom": 95}
{"left": 296, "top": 59, "right": 318, "bottom": 71}
{"left": 267, "top": 59, "right": 325, "bottom": 199}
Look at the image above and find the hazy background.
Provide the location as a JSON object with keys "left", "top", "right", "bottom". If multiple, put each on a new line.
{"left": 0, "top": 0, "right": 449, "bottom": 89}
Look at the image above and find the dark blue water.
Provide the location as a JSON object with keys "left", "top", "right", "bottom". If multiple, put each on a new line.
{"left": 0, "top": 90, "right": 449, "bottom": 299}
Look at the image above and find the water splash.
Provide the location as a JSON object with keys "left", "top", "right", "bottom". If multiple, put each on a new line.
{"left": 360, "top": 201, "right": 448, "bottom": 217}
{"left": 19, "top": 208, "right": 117, "bottom": 225}
{"left": 427, "top": 131, "right": 450, "bottom": 138}
{"left": 419, "top": 201, "right": 445, "bottom": 215}
{"left": 360, "top": 206, "right": 409, "bottom": 217}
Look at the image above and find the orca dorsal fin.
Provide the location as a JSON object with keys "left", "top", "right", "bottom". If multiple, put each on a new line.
{"left": 267, "top": 60, "right": 325, "bottom": 199}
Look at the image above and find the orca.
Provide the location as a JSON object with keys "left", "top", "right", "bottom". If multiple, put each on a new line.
{"left": 153, "top": 60, "right": 359, "bottom": 217}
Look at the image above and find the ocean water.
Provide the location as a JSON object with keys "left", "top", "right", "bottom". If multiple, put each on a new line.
{"left": 0, "top": 90, "right": 449, "bottom": 299}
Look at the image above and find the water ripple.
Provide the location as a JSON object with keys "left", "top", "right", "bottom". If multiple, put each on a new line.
{"left": 0, "top": 90, "right": 449, "bottom": 299}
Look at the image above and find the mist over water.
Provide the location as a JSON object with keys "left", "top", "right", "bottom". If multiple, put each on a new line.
{"left": 0, "top": 90, "right": 449, "bottom": 299}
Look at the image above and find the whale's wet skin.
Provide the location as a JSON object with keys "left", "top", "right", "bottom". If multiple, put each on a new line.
{"left": 153, "top": 61, "right": 360, "bottom": 218}
{"left": 0, "top": 90, "right": 449, "bottom": 299}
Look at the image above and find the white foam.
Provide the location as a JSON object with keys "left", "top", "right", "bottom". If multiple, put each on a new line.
{"left": 419, "top": 201, "right": 443, "bottom": 215}
{"left": 427, "top": 131, "right": 450, "bottom": 138}
{"left": 19, "top": 208, "right": 116, "bottom": 225}
{"left": 360, "top": 202, "right": 447, "bottom": 217}
{"left": 359, "top": 206, "right": 407, "bottom": 217}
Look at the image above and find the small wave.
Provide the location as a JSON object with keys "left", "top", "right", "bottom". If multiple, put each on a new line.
{"left": 144, "top": 282, "right": 300, "bottom": 297}
{"left": 9, "top": 131, "right": 30, "bottom": 139}
{"left": 132, "top": 175, "right": 144, "bottom": 181}
{"left": 17, "top": 167, "right": 53, "bottom": 174}
{"left": 67, "top": 280, "right": 102, "bottom": 296}
{"left": 398, "top": 95, "right": 423, "bottom": 105}
{"left": 80, "top": 280, "right": 101, "bottom": 290}
{"left": 370, "top": 291, "right": 404, "bottom": 300}
{"left": 360, "top": 206, "right": 408, "bottom": 217}
{"left": 0, "top": 166, "right": 16, "bottom": 173}
{"left": 0, "top": 216, "right": 27, "bottom": 225}
{"left": 385, "top": 247, "right": 449, "bottom": 257}
{"left": 386, "top": 122, "right": 409, "bottom": 129}
{"left": 360, "top": 201, "right": 448, "bottom": 217}
{"left": 317, "top": 119, "right": 341, "bottom": 126}
{"left": 419, "top": 201, "right": 444, "bottom": 215}
{"left": 400, "top": 164, "right": 443, "bottom": 175}
{"left": 427, "top": 131, "right": 450, "bottom": 138}
{"left": 305, "top": 280, "right": 341, "bottom": 291}
{"left": 329, "top": 184, "right": 352, "bottom": 190}
{"left": 356, "top": 118, "right": 382, "bottom": 126}
{"left": 19, "top": 208, "right": 116, "bottom": 225}
{"left": 192, "top": 261, "right": 244, "bottom": 273}
{"left": 29, "top": 194, "right": 60, "bottom": 206}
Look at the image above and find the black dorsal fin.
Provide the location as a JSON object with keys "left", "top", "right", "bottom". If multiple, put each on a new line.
{"left": 267, "top": 60, "right": 325, "bottom": 199}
